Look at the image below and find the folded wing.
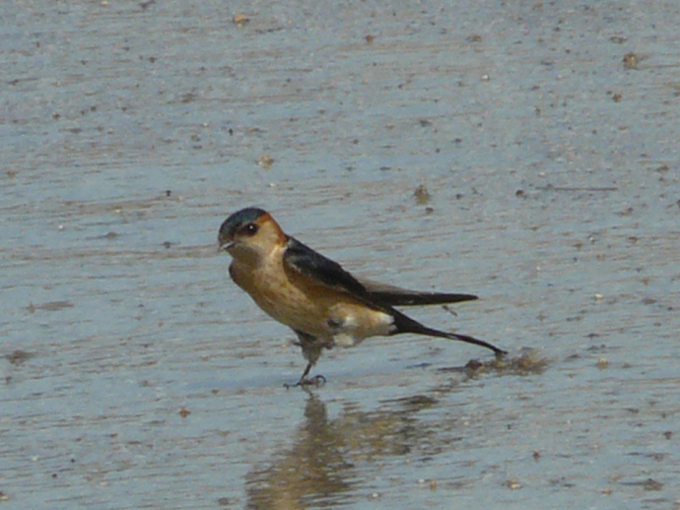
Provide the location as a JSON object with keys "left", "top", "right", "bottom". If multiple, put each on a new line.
{"left": 283, "top": 237, "right": 478, "bottom": 308}
{"left": 359, "top": 278, "right": 478, "bottom": 306}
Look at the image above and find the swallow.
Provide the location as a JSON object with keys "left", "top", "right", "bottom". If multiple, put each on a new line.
{"left": 218, "top": 207, "right": 506, "bottom": 386}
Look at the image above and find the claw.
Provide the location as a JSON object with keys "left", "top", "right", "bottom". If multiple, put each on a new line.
{"left": 284, "top": 374, "right": 326, "bottom": 389}
{"left": 309, "top": 374, "right": 326, "bottom": 386}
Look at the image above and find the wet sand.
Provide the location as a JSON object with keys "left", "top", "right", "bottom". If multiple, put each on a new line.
{"left": 2, "top": 1, "right": 679, "bottom": 508}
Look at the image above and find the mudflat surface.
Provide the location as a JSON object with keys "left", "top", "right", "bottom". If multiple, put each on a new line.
{"left": 2, "top": 1, "right": 679, "bottom": 509}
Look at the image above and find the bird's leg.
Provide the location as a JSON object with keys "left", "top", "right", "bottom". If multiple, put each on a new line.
{"left": 299, "top": 360, "right": 312, "bottom": 380}
{"left": 297, "top": 362, "right": 326, "bottom": 386}
{"left": 284, "top": 330, "right": 327, "bottom": 388}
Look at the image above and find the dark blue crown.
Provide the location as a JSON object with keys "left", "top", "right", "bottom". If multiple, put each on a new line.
{"left": 219, "top": 207, "right": 267, "bottom": 239}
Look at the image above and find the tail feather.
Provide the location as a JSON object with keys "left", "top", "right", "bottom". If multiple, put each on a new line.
{"left": 392, "top": 309, "right": 506, "bottom": 356}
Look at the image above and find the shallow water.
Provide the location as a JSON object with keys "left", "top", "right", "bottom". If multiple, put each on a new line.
{"left": 2, "top": 1, "right": 680, "bottom": 509}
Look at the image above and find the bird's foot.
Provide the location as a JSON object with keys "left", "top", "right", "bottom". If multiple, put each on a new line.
{"left": 284, "top": 374, "right": 326, "bottom": 389}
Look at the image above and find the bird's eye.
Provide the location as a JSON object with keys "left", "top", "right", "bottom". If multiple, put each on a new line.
{"left": 243, "top": 223, "right": 258, "bottom": 236}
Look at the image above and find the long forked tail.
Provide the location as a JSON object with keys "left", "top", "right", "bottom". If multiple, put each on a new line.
{"left": 392, "top": 309, "right": 506, "bottom": 356}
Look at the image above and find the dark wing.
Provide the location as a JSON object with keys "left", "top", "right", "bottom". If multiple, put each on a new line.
{"left": 283, "top": 237, "right": 372, "bottom": 300}
{"left": 283, "top": 237, "right": 477, "bottom": 309}
{"left": 359, "top": 278, "right": 478, "bottom": 306}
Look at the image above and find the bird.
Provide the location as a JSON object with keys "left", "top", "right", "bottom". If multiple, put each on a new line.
{"left": 218, "top": 207, "right": 506, "bottom": 386}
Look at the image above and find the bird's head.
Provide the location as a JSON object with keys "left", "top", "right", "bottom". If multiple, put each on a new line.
{"left": 218, "top": 207, "right": 286, "bottom": 263}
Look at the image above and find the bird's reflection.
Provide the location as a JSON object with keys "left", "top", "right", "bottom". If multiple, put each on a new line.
{"left": 246, "top": 392, "right": 350, "bottom": 509}
{"left": 244, "top": 350, "right": 544, "bottom": 508}
{"left": 245, "top": 391, "right": 438, "bottom": 509}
